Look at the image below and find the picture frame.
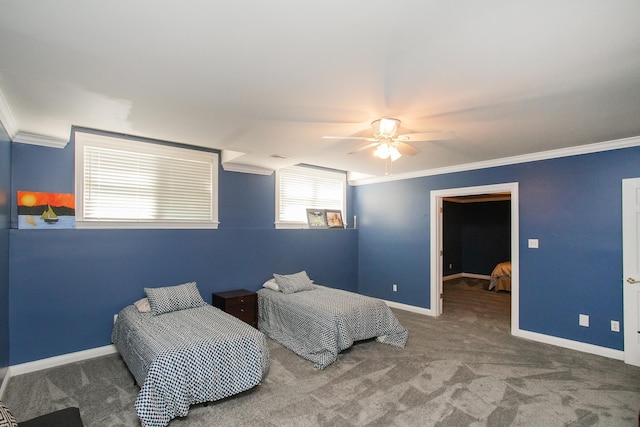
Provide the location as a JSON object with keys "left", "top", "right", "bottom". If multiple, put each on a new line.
{"left": 325, "top": 209, "right": 344, "bottom": 228}
{"left": 17, "top": 191, "right": 76, "bottom": 229}
{"left": 306, "top": 208, "right": 327, "bottom": 228}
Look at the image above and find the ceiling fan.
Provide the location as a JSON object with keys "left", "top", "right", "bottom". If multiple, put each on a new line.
{"left": 322, "top": 118, "right": 455, "bottom": 162}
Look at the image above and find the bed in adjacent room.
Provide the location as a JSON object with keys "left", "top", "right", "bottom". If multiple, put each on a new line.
{"left": 489, "top": 261, "right": 512, "bottom": 291}
{"left": 111, "top": 281, "right": 270, "bottom": 427}
{"left": 258, "top": 271, "right": 408, "bottom": 369}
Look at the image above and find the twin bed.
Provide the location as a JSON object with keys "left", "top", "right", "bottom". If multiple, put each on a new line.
{"left": 111, "top": 282, "right": 270, "bottom": 427}
{"left": 112, "top": 274, "right": 408, "bottom": 426}
{"left": 258, "top": 272, "right": 408, "bottom": 369}
{"left": 489, "top": 261, "right": 512, "bottom": 291}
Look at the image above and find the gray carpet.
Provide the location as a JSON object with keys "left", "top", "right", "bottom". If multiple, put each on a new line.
{"left": 4, "top": 278, "right": 640, "bottom": 426}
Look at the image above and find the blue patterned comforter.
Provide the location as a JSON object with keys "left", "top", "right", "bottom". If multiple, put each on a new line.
{"left": 111, "top": 305, "right": 270, "bottom": 427}
{"left": 258, "top": 285, "right": 408, "bottom": 369}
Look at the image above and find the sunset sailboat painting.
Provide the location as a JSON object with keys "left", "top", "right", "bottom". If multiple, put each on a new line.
{"left": 18, "top": 191, "right": 75, "bottom": 229}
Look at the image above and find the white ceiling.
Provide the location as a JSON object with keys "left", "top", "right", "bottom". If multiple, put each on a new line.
{"left": 1, "top": 1, "right": 639, "bottom": 178}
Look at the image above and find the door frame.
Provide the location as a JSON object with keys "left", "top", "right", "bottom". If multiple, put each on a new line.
{"left": 622, "top": 177, "right": 640, "bottom": 366}
{"left": 430, "top": 182, "right": 520, "bottom": 335}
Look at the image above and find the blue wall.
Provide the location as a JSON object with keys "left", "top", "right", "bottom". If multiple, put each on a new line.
{"left": 8, "top": 130, "right": 358, "bottom": 364}
{"left": 355, "top": 147, "right": 640, "bottom": 351}
{"left": 6, "top": 122, "right": 640, "bottom": 363}
{"left": 0, "top": 124, "right": 11, "bottom": 383}
{"left": 443, "top": 200, "right": 510, "bottom": 275}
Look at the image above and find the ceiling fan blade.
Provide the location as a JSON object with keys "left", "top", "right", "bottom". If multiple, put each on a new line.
{"left": 348, "top": 142, "right": 380, "bottom": 154}
{"left": 396, "top": 142, "right": 421, "bottom": 156}
{"left": 322, "top": 135, "right": 378, "bottom": 142}
{"left": 396, "top": 131, "right": 456, "bottom": 142}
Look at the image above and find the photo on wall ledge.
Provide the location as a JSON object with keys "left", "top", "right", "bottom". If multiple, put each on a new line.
{"left": 306, "top": 208, "right": 327, "bottom": 228}
{"left": 325, "top": 209, "right": 344, "bottom": 228}
{"left": 17, "top": 191, "right": 75, "bottom": 229}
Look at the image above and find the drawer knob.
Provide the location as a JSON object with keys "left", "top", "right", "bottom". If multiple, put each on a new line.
{"left": 240, "top": 308, "right": 244, "bottom": 312}
{"left": 240, "top": 298, "right": 244, "bottom": 303}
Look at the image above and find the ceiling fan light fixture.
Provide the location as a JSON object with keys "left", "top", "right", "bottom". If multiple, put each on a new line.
{"left": 371, "top": 118, "right": 400, "bottom": 138}
{"left": 389, "top": 146, "right": 401, "bottom": 161}
{"left": 373, "top": 143, "right": 390, "bottom": 159}
{"left": 373, "top": 142, "right": 402, "bottom": 161}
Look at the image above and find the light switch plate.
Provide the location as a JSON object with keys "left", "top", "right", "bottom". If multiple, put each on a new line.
{"left": 528, "top": 239, "right": 539, "bottom": 248}
{"left": 611, "top": 320, "right": 620, "bottom": 332}
{"left": 579, "top": 314, "right": 589, "bottom": 327}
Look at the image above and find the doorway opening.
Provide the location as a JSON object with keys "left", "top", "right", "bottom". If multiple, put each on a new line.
{"left": 430, "top": 183, "right": 520, "bottom": 335}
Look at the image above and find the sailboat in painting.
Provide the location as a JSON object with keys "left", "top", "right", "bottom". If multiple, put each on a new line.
{"left": 41, "top": 204, "right": 59, "bottom": 223}
{"left": 17, "top": 191, "right": 75, "bottom": 229}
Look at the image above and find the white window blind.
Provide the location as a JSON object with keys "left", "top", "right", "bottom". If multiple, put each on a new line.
{"left": 75, "top": 132, "right": 218, "bottom": 229}
{"left": 276, "top": 166, "right": 346, "bottom": 228}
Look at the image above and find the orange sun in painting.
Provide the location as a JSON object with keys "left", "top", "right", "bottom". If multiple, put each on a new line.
{"left": 20, "top": 192, "right": 38, "bottom": 207}
{"left": 17, "top": 191, "right": 75, "bottom": 208}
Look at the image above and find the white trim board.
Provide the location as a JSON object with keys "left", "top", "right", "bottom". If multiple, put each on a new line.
{"left": 515, "top": 329, "right": 624, "bottom": 361}
{"left": 350, "top": 135, "right": 640, "bottom": 186}
{"left": 385, "top": 300, "right": 434, "bottom": 317}
{"left": 443, "top": 273, "right": 491, "bottom": 281}
{"left": 385, "top": 301, "right": 624, "bottom": 361}
{"left": 1, "top": 345, "right": 117, "bottom": 400}
{"left": 430, "top": 182, "right": 520, "bottom": 336}
{"left": 9, "top": 345, "right": 117, "bottom": 377}
{"left": 0, "top": 316, "right": 624, "bottom": 399}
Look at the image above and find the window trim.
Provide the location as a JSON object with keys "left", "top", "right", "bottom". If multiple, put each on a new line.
{"left": 74, "top": 131, "right": 219, "bottom": 229}
{"left": 275, "top": 165, "right": 347, "bottom": 229}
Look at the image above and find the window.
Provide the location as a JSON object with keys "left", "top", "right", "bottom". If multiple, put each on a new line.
{"left": 75, "top": 131, "right": 218, "bottom": 229}
{"left": 275, "top": 165, "right": 346, "bottom": 229}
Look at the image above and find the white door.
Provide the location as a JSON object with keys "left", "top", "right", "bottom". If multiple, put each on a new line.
{"left": 623, "top": 177, "right": 640, "bottom": 366}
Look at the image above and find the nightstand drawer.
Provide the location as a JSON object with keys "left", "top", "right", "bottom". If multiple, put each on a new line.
{"left": 212, "top": 289, "right": 258, "bottom": 328}
{"left": 226, "top": 304, "right": 256, "bottom": 324}
{"left": 224, "top": 294, "right": 256, "bottom": 308}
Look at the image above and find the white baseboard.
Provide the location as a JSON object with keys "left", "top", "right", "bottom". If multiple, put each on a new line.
{"left": 384, "top": 300, "right": 626, "bottom": 363}
{"left": 443, "top": 272, "right": 491, "bottom": 281}
{"left": 1, "top": 345, "right": 117, "bottom": 400}
{"left": 385, "top": 300, "right": 435, "bottom": 316}
{"left": 0, "top": 310, "right": 627, "bottom": 399}
{"left": 9, "top": 345, "right": 118, "bottom": 377}
{"left": 461, "top": 273, "right": 491, "bottom": 280}
{"left": 0, "top": 368, "right": 9, "bottom": 400}
{"left": 515, "top": 329, "right": 624, "bottom": 361}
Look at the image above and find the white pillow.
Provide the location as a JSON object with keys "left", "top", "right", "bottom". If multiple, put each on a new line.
{"left": 262, "top": 278, "right": 280, "bottom": 291}
{"left": 273, "top": 271, "right": 315, "bottom": 294}
{"left": 144, "top": 281, "right": 207, "bottom": 315}
{"left": 134, "top": 297, "right": 151, "bottom": 313}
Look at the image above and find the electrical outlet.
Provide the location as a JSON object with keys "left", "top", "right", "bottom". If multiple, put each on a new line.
{"left": 113, "top": 314, "right": 118, "bottom": 324}
{"left": 392, "top": 284, "right": 398, "bottom": 292}
{"left": 611, "top": 320, "right": 620, "bottom": 332}
{"left": 579, "top": 314, "right": 589, "bottom": 327}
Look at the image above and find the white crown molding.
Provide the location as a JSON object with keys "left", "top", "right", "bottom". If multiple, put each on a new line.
{"left": 222, "top": 162, "right": 274, "bottom": 175}
{"left": 0, "top": 87, "right": 69, "bottom": 148}
{"left": 13, "top": 131, "right": 69, "bottom": 148}
{"left": 350, "top": 135, "right": 640, "bottom": 186}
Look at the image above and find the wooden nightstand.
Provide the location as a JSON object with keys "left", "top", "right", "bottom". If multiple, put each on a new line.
{"left": 212, "top": 289, "right": 258, "bottom": 328}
